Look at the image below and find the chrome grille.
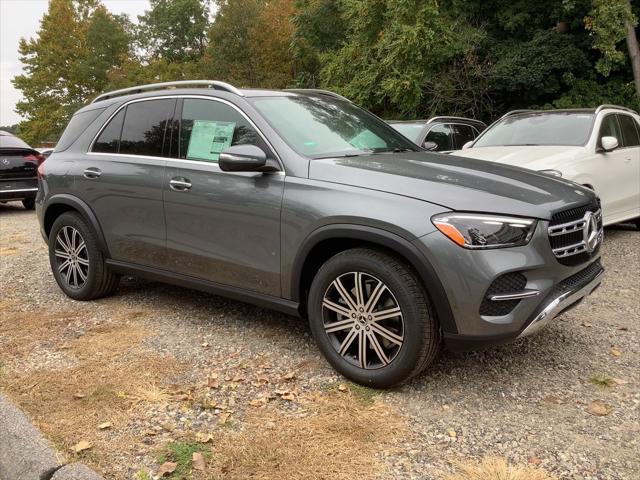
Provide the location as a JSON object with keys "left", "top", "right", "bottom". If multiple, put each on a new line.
{"left": 548, "top": 203, "right": 603, "bottom": 266}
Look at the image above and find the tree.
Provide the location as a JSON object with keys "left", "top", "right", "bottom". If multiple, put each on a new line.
{"left": 137, "top": 0, "right": 211, "bottom": 62}
{"left": 587, "top": 0, "right": 640, "bottom": 98}
{"left": 12, "top": 0, "right": 130, "bottom": 144}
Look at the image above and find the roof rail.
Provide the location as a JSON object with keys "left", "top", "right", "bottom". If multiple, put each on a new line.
{"left": 285, "top": 88, "right": 351, "bottom": 102}
{"left": 427, "top": 116, "right": 487, "bottom": 127}
{"left": 595, "top": 104, "right": 638, "bottom": 114}
{"left": 91, "top": 80, "right": 243, "bottom": 103}
{"left": 500, "top": 109, "right": 535, "bottom": 119}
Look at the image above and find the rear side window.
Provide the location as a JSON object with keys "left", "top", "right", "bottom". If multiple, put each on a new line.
{"left": 119, "top": 99, "right": 175, "bottom": 156}
{"left": 178, "top": 98, "right": 264, "bottom": 163}
{"left": 617, "top": 114, "right": 640, "bottom": 147}
{"left": 452, "top": 124, "right": 474, "bottom": 148}
{"left": 55, "top": 107, "right": 105, "bottom": 152}
{"left": 93, "top": 109, "right": 125, "bottom": 153}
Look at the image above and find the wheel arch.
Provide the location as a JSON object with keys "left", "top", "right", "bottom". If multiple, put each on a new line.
{"left": 43, "top": 194, "right": 110, "bottom": 256}
{"left": 290, "top": 224, "right": 457, "bottom": 334}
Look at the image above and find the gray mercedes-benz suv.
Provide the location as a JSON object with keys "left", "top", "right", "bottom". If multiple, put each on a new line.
{"left": 37, "top": 80, "right": 604, "bottom": 387}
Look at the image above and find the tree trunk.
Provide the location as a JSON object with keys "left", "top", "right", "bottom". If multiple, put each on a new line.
{"left": 626, "top": 19, "right": 640, "bottom": 98}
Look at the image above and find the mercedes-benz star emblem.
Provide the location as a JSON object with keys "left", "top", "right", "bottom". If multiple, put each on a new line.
{"left": 1, "top": 158, "right": 9, "bottom": 166}
{"left": 583, "top": 211, "right": 600, "bottom": 252}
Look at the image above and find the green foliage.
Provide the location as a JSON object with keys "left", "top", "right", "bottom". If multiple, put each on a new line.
{"left": 10, "top": 0, "right": 640, "bottom": 144}
{"left": 136, "top": 0, "right": 211, "bottom": 62}
{"left": 159, "top": 441, "right": 209, "bottom": 479}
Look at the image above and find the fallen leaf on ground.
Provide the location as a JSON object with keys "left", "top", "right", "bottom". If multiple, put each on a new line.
{"left": 192, "top": 452, "right": 206, "bottom": 470}
{"left": 281, "top": 392, "right": 296, "bottom": 401}
{"left": 97, "top": 422, "right": 112, "bottom": 430}
{"left": 256, "top": 375, "right": 269, "bottom": 384}
{"left": 195, "top": 432, "right": 213, "bottom": 443}
{"left": 282, "top": 371, "right": 296, "bottom": 381}
{"left": 231, "top": 375, "right": 244, "bottom": 383}
{"left": 72, "top": 440, "right": 92, "bottom": 453}
{"left": 610, "top": 348, "right": 621, "bottom": 357}
{"left": 207, "top": 374, "right": 220, "bottom": 389}
{"left": 250, "top": 397, "right": 268, "bottom": 407}
{"left": 157, "top": 461, "right": 177, "bottom": 476}
{"left": 448, "top": 429, "right": 457, "bottom": 439}
{"left": 587, "top": 400, "right": 612, "bottom": 416}
{"left": 73, "top": 393, "right": 85, "bottom": 399}
{"left": 219, "top": 412, "right": 231, "bottom": 424}
{"left": 581, "top": 322, "right": 593, "bottom": 328}
{"left": 528, "top": 456, "right": 541, "bottom": 465}
{"left": 201, "top": 342, "right": 209, "bottom": 348}
{"left": 338, "top": 384, "right": 347, "bottom": 392}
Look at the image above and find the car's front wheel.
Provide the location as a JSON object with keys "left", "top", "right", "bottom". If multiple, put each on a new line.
{"left": 308, "top": 248, "right": 440, "bottom": 388}
{"left": 49, "top": 212, "right": 119, "bottom": 300}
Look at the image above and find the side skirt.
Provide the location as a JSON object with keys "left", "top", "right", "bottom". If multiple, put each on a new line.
{"left": 105, "top": 259, "right": 301, "bottom": 318}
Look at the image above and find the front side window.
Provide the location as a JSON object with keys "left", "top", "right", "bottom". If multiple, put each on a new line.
{"left": 451, "top": 124, "right": 474, "bottom": 149}
{"left": 119, "top": 99, "right": 174, "bottom": 156}
{"left": 617, "top": 114, "right": 640, "bottom": 147}
{"left": 474, "top": 113, "right": 594, "bottom": 147}
{"left": 425, "top": 124, "right": 453, "bottom": 151}
{"left": 249, "top": 95, "right": 417, "bottom": 158}
{"left": 179, "top": 99, "right": 263, "bottom": 163}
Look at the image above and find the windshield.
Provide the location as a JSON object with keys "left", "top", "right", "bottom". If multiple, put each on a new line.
{"left": 473, "top": 113, "right": 594, "bottom": 147}
{"left": 389, "top": 123, "right": 425, "bottom": 142}
{"left": 250, "top": 95, "right": 418, "bottom": 158}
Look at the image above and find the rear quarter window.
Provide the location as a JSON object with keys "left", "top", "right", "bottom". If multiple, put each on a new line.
{"left": 55, "top": 107, "right": 106, "bottom": 152}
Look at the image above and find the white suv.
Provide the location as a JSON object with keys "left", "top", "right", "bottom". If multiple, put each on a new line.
{"left": 453, "top": 105, "right": 640, "bottom": 227}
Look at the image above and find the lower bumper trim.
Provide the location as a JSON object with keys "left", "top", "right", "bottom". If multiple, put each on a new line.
{"left": 518, "top": 268, "right": 604, "bottom": 338}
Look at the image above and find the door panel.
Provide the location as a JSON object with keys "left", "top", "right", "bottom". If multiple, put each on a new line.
{"left": 615, "top": 114, "right": 640, "bottom": 219}
{"left": 163, "top": 97, "right": 284, "bottom": 296}
{"left": 74, "top": 98, "right": 175, "bottom": 268}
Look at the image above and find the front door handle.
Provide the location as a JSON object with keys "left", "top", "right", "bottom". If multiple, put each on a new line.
{"left": 169, "top": 178, "right": 192, "bottom": 191}
{"left": 83, "top": 167, "right": 102, "bottom": 179}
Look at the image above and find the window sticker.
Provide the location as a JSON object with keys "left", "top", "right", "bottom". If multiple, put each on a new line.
{"left": 186, "top": 120, "right": 236, "bottom": 162}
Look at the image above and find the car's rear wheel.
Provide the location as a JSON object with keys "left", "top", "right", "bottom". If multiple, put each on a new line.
{"left": 308, "top": 248, "right": 440, "bottom": 388}
{"left": 22, "top": 198, "right": 35, "bottom": 210}
{"left": 49, "top": 212, "right": 119, "bottom": 300}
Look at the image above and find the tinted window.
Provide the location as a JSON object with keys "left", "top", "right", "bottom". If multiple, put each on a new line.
{"left": 119, "top": 99, "right": 174, "bottom": 157}
{"left": 617, "top": 114, "right": 640, "bottom": 147}
{"left": 474, "top": 113, "right": 594, "bottom": 147}
{"left": 179, "top": 99, "right": 264, "bottom": 162}
{"left": 55, "top": 107, "right": 105, "bottom": 152}
{"left": 425, "top": 124, "right": 453, "bottom": 151}
{"left": 0, "top": 132, "right": 31, "bottom": 149}
{"left": 598, "top": 114, "right": 622, "bottom": 141}
{"left": 93, "top": 108, "right": 125, "bottom": 153}
{"left": 452, "top": 124, "right": 474, "bottom": 148}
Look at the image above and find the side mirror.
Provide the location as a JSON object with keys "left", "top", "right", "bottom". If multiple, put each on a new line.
{"left": 600, "top": 136, "right": 619, "bottom": 152}
{"left": 462, "top": 141, "right": 473, "bottom": 149}
{"left": 219, "top": 145, "right": 277, "bottom": 172}
{"left": 422, "top": 141, "right": 438, "bottom": 151}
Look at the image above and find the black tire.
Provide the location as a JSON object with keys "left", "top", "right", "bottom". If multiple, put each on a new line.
{"left": 634, "top": 217, "right": 640, "bottom": 230}
{"left": 49, "top": 211, "right": 119, "bottom": 300}
{"left": 22, "top": 198, "right": 35, "bottom": 210}
{"left": 308, "top": 248, "right": 440, "bottom": 388}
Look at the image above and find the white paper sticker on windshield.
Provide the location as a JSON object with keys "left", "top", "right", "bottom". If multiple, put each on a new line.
{"left": 186, "top": 120, "right": 236, "bottom": 162}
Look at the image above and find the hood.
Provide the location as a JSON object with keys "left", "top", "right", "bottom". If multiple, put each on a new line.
{"left": 308, "top": 152, "right": 594, "bottom": 220}
{"left": 452, "top": 145, "right": 584, "bottom": 171}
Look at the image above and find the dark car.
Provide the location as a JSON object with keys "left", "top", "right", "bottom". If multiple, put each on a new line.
{"left": 389, "top": 117, "right": 486, "bottom": 152}
{"left": 37, "top": 81, "right": 603, "bottom": 387}
{"left": 0, "top": 131, "right": 45, "bottom": 210}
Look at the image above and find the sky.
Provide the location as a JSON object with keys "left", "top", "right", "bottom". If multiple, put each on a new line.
{"left": 0, "top": 0, "right": 150, "bottom": 126}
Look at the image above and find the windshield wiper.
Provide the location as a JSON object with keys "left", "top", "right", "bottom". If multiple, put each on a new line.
{"left": 371, "top": 147, "right": 414, "bottom": 154}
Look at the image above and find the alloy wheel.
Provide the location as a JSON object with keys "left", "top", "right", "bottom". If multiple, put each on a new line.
{"left": 322, "top": 271, "right": 404, "bottom": 369}
{"left": 54, "top": 226, "right": 89, "bottom": 289}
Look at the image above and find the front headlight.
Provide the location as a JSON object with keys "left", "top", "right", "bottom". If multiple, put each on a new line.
{"left": 432, "top": 213, "right": 537, "bottom": 249}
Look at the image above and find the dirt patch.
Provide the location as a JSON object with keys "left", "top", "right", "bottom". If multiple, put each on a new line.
{"left": 207, "top": 390, "right": 405, "bottom": 480}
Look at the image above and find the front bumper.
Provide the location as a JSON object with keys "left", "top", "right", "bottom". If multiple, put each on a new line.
{"left": 412, "top": 220, "right": 604, "bottom": 351}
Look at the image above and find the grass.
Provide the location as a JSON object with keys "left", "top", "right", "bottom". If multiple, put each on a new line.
{"left": 160, "top": 441, "right": 210, "bottom": 479}
{"left": 445, "top": 456, "right": 557, "bottom": 480}
{"left": 206, "top": 391, "right": 404, "bottom": 480}
{"left": 589, "top": 373, "right": 616, "bottom": 388}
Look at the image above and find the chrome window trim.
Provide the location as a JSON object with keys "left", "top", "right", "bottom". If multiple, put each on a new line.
{"left": 87, "top": 94, "right": 284, "bottom": 171}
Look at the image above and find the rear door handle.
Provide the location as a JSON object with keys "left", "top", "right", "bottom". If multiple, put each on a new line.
{"left": 83, "top": 167, "right": 102, "bottom": 179}
{"left": 169, "top": 178, "right": 192, "bottom": 191}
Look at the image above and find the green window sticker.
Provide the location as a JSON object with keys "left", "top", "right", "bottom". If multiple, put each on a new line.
{"left": 186, "top": 120, "right": 236, "bottom": 162}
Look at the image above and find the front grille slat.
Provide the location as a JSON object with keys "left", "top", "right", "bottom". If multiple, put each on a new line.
{"left": 548, "top": 201, "right": 602, "bottom": 266}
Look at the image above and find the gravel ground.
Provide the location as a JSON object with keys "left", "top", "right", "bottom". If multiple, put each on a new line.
{"left": 0, "top": 203, "right": 639, "bottom": 480}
